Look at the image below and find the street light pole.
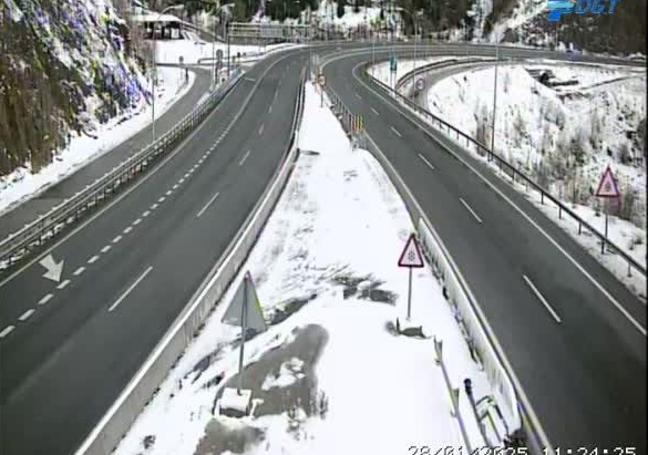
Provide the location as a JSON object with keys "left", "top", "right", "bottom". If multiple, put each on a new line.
{"left": 490, "top": 43, "right": 499, "bottom": 161}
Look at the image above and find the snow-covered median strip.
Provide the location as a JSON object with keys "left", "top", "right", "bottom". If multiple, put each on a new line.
{"left": 113, "top": 83, "right": 510, "bottom": 455}
{"left": 0, "top": 67, "right": 195, "bottom": 217}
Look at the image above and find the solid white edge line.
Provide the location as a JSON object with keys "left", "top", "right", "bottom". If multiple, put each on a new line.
{"left": 108, "top": 266, "right": 153, "bottom": 313}
{"left": 196, "top": 191, "right": 221, "bottom": 218}
{"left": 459, "top": 197, "right": 484, "bottom": 224}
{"left": 0, "top": 67, "right": 242, "bottom": 291}
{"left": 352, "top": 60, "right": 646, "bottom": 338}
{"left": 418, "top": 153, "right": 435, "bottom": 170}
{"left": 239, "top": 150, "right": 251, "bottom": 166}
{"left": 359, "top": 129, "right": 555, "bottom": 454}
{"left": 523, "top": 275, "right": 562, "bottom": 323}
{"left": 73, "top": 51, "right": 308, "bottom": 455}
{"left": 390, "top": 126, "right": 402, "bottom": 137}
{"left": 0, "top": 325, "right": 15, "bottom": 338}
{"left": 18, "top": 308, "right": 35, "bottom": 321}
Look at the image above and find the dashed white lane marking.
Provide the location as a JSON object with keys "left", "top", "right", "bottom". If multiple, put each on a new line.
{"left": 88, "top": 255, "right": 100, "bottom": 264}
{"left": 390, "top": 126, "right": 402, "bottom": 137}
{"left": 142, "top": 210, "right": 151, "bottom": 218}
{"left": 268, "top": 105, "right": 272, "bottom": 114}
{"left": 523, "top": 275, "right": 562, "bottom": 324}
{"left": 38, "top": 294, "right": 54, "bottom": 305}
{"left": 173, "top": 183, "right": 180, "bottom": 190}
{"left": 150, "top": 203, "right": 159, "bottom": 210}
{"left": 0, "top": 325, "right": 15, "bottom": 338}
{"left": 418, "top": 153, "right": 435, "bottom": 171}
{"left": 459, "top": 197, "right": 483, "bottom": 224}
{"left": 112, "top": 235, "right": 123, "bottom": 244}
{"left": 108, "top": 266, "right": 153, "bottom": 312}
{"left": 123, "top": 226, "right": 133, "bottom": 234}
{"left": 18, "top": 309, "right": 35, "bottom": 321}
{"left": 178, "top": 178, "right": 185, "bottom": 185}
{"left": 57, "top": 279, "right": 71, "bottom": 290}
{"left": 196, "top": 191, "right": 221, "bottom": 218}
{"left": 158, "top": 196, "right": 166, "bottom": 203}
{"left": 73, "top": 266, "right": 86, "bottom": 276}
{"left": 355, "top": 92, "right": 362, "bottom": 99}
{"left": 101, "top": 245, "right": 111, "bottom": 254}
{"left": 165, "top": 190, "right": 172, "bottom": 196}
{"left": 239, "top": 150, "right": 251, "bottom": 166}
{"left": 258, "top": 124, "right": 264, "bottom": 136}
{"left": 133, "top": 218, "right": 142, "bottom": 226}
{"left": 371, "top": 107, "right": 380, "bottom": 116}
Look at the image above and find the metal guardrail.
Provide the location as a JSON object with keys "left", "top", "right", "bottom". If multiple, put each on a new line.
{"left": 394, "top": 57, "right": 495, "bottom": 93}
{"left": 0, "top": 69, "right": 243, "bottom": 272}
{"left": 319, "top": 83, "right": 516, "bottom": 451}
{"left": 365, "top": 61, "right": 647, "bottom": 279}
{"left": 75, "top": 70, "right": 306, "bottom": 455}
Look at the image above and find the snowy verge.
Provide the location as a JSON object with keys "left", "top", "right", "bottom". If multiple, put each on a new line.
{"left": 154, "top": 38, "right": 302, "bottom": 65}
{"left": 112, "top": 83, "right": 511, "bottom": 455}
{"left": 369, "top": 57, "right": 646, "bottom": 300}
{"left": 0, "top": 67, "right": 195, "bottom": 218}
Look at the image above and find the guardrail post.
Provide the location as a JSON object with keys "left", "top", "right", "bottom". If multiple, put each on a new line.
{"left": 465, "top": 378, "right": 490, "bottom": 448}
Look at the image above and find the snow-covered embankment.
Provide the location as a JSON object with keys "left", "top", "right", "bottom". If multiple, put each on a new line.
{"left": 113, "top": 82, "right": 508, "bottom": 454}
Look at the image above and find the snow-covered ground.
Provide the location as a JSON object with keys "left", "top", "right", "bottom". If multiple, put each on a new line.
{"left": 154, "top": 34, "right": 302, "bottom": 65}
{"left": 384, "top": 59, "right": 647, "bottom": 297}
{"left": 371, "top": 56, "right": 473, "bottom": 89}
{"left": 0, "top": 67, "right": 194, "bottom": 217}
{"left": 113, "top": 83, "right": 511, "bottom": 455}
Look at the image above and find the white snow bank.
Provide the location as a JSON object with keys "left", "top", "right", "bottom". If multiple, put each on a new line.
{"left": 0, "top": 66, "right": 195, "bottom": 218}
{"left": 153, "top": 38, "right": 301, "bottom": 65}
{"left": 113, "top": 82, "right": 510, "bottom": 455}
{"left": 418, "top": 61, "right": 645, "bottom": 296}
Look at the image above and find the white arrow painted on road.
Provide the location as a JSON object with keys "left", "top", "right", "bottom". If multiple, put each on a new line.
{"left": 39, "top": 254, "right": 64, "bottom": 283}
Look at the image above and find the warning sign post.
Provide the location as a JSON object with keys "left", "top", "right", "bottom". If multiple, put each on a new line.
{"left": 398, "top": 233, "right": 425, "bottom": 320}
{"left": 595, "top": 166, "right": 621, "bottom": 254}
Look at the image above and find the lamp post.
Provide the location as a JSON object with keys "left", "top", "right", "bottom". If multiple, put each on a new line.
{"left": 151, "top": 5, "right": 183, "bottom": 143}
{"left": 490, "top": 43, "right": 499, "bottom": 161}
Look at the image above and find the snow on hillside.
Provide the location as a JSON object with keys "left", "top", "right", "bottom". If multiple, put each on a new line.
{"left": 422, "top": 62, "right": 646, "bottom": 294}
{"left": 113, "top": 83, "right": 509, "bottom": 455}
{"left": 488, "top": 0, "right": 548, "bottom": 43}
{"left": 0, "top": 67, "right": 194, "bottom": 216}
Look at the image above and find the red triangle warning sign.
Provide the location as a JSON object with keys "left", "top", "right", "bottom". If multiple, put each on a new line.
{"left": 398, "top": 234, "right": 425, "bottom": 268}
{"left": 596, "top": 166, "right": 620, "bottom": 198}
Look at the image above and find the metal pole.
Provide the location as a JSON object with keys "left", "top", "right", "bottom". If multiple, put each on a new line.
{"left": 152, "top": 23, "right": 157, "bottom": 143}
{"left": 407, "top": 267, "right": 412, "bottom": 320}
{"left": 227, "top": 22, "right": 231, "bottom": 78}
{"left": 602, "top": 202, "right": 608, "bottom": 254}
{"left": 212, "top": 12, "right": 217, "bottom": 88}
{"left": 490, "top": 44, "right": 499, "bottom": 161}
{"left": 238, "top": 276, "right": 248, "bottom": 395}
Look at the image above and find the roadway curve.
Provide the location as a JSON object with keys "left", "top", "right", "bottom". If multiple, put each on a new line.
{"left": 0, "top": 49, "right": 307, "bottom": 455}
{"left": 323, "top": 43, "right": 646, "bottom": 452}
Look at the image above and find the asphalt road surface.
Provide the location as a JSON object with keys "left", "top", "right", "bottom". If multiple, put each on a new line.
{"left": 0, "top": 42, "right": 645, "bottom": 455}
{"left": 322, "top": 43, "right": 646, "bottom": 452}
{"left": 0, "top": 49, "right": 307, "bottom": 455}
{"left": 0, "top": 67, "right": 214, "bottom": 241}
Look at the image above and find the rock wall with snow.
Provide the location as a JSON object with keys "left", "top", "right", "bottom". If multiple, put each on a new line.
{"left": 0, "top": 0, "right": 151, "bottom": 176}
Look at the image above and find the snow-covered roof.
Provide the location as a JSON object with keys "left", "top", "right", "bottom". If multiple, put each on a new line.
{"left": 130, "top": 13, "right": 185, "bottom": 24}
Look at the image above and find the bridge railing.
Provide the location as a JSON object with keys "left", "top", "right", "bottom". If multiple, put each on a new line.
{"left": 74, "top": 70, "right": 307, "bottom": 455}
{"left": 364, "top": 61, "right": 647, "bottom": 280}
{"left": 0, "top": 69, "right": 243, "bottom": 273}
